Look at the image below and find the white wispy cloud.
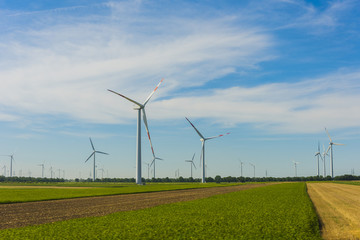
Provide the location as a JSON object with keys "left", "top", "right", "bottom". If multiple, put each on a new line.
{"left": 0, "top": 1, "right": 274, "bottom": 124}
{"left": 0, "top": 0, "right": 359, "bottom": 135}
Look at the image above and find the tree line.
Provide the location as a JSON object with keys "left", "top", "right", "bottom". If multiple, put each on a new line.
{"left": 0, "top": 174, "right": 359, "bottom": 183}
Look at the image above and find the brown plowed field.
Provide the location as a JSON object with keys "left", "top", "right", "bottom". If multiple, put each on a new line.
{"left": 307, "top": 183, "right": 360, "bottom": 240}
{"left": 0, "top": 183, "right": 269, "bottom": 229}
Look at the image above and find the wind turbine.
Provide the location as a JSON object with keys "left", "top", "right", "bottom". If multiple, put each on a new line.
{"left": 108, "top": 78, "right": 164, "bottom": 185}
{"left": 185, "top": 117, "right": 229, "bottom": 183}
{"left": 293, "top": 161, "right": 300, "bottom": 177}
{"left": 185, "top": 153, "right": 196, "bottom": 178}
{"left": 2, "top": 154, "right": 14, "bottom": 177}
{"left": 85, "top": 138, "right": 109, "bottom": 182}
{"left": 2, "top": 165, "right": 6, "bottom": 176}
{"left": 325, "top": 128, "right": 344, "bottom": 178}
{"left": 314, "top": 142, "right": 321, "bottom": 177}
{"left": 322, "top": 144, "right": 328, "bottom": 177}
{"left": 38, "top": 163, "right": 45, "bottom": 178}
{"left": 150, "top": 155, "right": 163, "bottom": 179}
{"left": 249, "top": 163, "right": 255, "bottom": 178}
{"left": 239, "top": 160, "right": 244, "bottom": 177}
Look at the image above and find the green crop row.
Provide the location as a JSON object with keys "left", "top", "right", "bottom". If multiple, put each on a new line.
{"left": 0, "top": 182, "right": 240, "bottom": 204}
{"left": 0, "top": 183, "right": 321, "bottom": 239}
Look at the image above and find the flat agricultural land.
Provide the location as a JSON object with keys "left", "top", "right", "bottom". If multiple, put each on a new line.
{"left": 307, "top": 182, "right": 360, "bottom": 240}
{"left": 0, "top": 183, "right": 269, "bottom": 229}
{"left": 0, "top": 182, "right": 321, "bottom": 239}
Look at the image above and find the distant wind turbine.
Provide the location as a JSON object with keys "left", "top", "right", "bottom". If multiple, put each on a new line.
{"left": 314, "top": 142, "right": 321, "bottom": 177}
{"left": 322, "top": 144, "right": 328, "bottom": 177}
{"left": 239, "top": 160, "right": 244, "bottom": 177}
{"left": 249, "top": 163, "right": 255, "bottom": 178}
{"left": 293, "top": 161, "right": 300, "bottom": 177}
{"left": 185, "top": 117, "right": 229, "bottom": 183}
{"left": 185, "top": 153, "right": 196, "bottom": 178}
{"left": 325, "top": 128, "right": 344, "bottom": 178}
{"left": 85, "top": 138, "right": 109, "bottom": 182}
{"left": 150, "top": 155, "right": 163, "bottom": 179}
{"left": 108, "top": 78, "right": 163, "bottom": 185}
{"left": 38, "top": 163, "right": 45, "bottom": 178}
{"left": 2, "top": 154, "right": 14, "bottom": 177}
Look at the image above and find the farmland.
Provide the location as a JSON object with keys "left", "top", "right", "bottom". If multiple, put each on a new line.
{"left": 0, "top": 182, "right": 241, "bottom": 204}
{"left": 307, "top": 182, "right": 360, "bottom": 240}
{"left": 0, "top": 183, "right": 321, "bottom": 239}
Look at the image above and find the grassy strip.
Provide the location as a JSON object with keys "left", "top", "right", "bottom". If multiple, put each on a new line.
{"left": 0, "top": 182, "right": 240, "bottom": 204}
{"left": 0, "top": 183, "right": 321, "bottom": 239}
{"left": 332, "top": 181, "right": 360, "bottom": 186}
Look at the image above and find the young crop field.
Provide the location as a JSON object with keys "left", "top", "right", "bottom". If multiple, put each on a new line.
{"left": 0, "top": 182, "right": 241, "bottom": 203}
{"left": 332, "top": 180, "right": 360, "bottom": 186}
{"left": 0, "top": 183, "right": 321, "bottom": 239}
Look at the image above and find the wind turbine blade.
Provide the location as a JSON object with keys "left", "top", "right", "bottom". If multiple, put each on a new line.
{"left": 333, "top": 143, "right": 345, "bottom": 146}
{"left": 107, "top": 89, "right": 143, "bottom": 107}
{"left": 326, "top": 145, "right": 331, "bottom": 154}
{"left": 185, "top": 160, "right": 192, "bottom": 162}
{"left": 85, "top": 153, "right": 94, "bottom": 163}
{"left": 95, "top": 151, "right": 109, "bottom": 155}
{"left": 142, "top": 109, "right": 155, "bottom": 157}
{"left": 155, "top": 157, "right": 163, "bottom": 161}
{"left": 318, "top": 141, "right": 320, "bottom": 152}
{"left": 325, "top": 128, "right": 333, "bottom": 142}
{"left": 185, "top": 117, "right": 205, "bottom": 139}
{"left": 192, "top": 162, "right": 197, "bottom": 169}
{"left": 143, "top": 78, "right": 164, "bottom": 106}
{"left": 89, "top": 138, "right": 95, "bottom": 151}
{"left": 192, "top": 153, "right": 195, "bottom": 161}
{"left": 150, "top": 158, "right": 155, "bottom": 167}
{"left": 206, "top": 132, "right": 230, "bottom": 140}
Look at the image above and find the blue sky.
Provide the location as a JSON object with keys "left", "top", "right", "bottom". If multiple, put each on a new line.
{"left": 0, "top": 0, "right": 359, "bottom": 179}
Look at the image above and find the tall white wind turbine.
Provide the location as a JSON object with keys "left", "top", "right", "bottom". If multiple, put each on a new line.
{"left": 325, "top": 128, "right": 344, "bottom": 178}
{"left": 185, "top": 153, "right": 196, "bottom": 178}
{"left": 185, "top": 117, "right": 230, "bottom": 183}
{"left": 108, "top": 78, "right": 164, "bottom": 185}
{"left": 85, "top": 138, "right": 109, "bottom": 182}
{"left": 314, "top": 142, "right": 321, "bottom": 177}
{"left": 38, "top": 163, "right": 45, "bottom": 178}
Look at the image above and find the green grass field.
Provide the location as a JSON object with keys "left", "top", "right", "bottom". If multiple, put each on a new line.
{"left": 0, "top": 182, "right": 241, "bottom": 203}
{"left": 333, "top": 181, "right": 360, "bottom": 186}
{"left": 0, "top": 183, "right": 321, "bottom": 239}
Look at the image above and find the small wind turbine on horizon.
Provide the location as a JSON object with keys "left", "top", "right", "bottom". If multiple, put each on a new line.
{"left": 185, "top": 117, "right": 229, "bottom": 183}
{"left": 1, "top": 154, "right": 14, "bottom": 177}
{"left": 38, "top": 162, "right": 45, "bottom": 178}
{"left": 239, "top": 160, "right": 244, "bottom": 177}
{"left": 325, "top": 128, "right": 344, "bottom": 178}
{"left": 150, "top": 155, "right": 163, "bottom": 179}
{"left": 314, "top": 142, "right": 321, "bottom": 177}
{"left": 293, "top": 161, "right": 300, "bottom": 177}
{"left": 249, "top": 163, "right": 255, "bottom": 178}
{"left": 322, "top": 144, "right": 328, "bottom": 177}
{"left": 108, "top": 78, "right": 164, "bottom": 185}
{"left": 185, "top": 153, "right": 196, "bottom": 178}
{"left": 85, "top": 138, "right": 109, "bottom": 182}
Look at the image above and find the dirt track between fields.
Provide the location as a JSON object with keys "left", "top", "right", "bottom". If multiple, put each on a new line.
{"left": 0, "top": 184, "right": 269, "bottom": 229}
{"left": 307, "top": 183, "right": 360, "bottom": 240}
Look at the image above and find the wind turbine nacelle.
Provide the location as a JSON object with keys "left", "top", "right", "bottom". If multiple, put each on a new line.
{"left": 133, "top": 105, "right": 141, "bottom": 110}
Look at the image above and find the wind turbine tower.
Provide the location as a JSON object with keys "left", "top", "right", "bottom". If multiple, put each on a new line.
{"left": 185, "top": 117, "right": 229, "bottom": 183}
{"left": 249, "top": 163, "right": 255, "bottom": 178}
{"left": 314, "top": 142, "right": 321, "bottom": 177}
{"left": 38, "top": 163, "right": 45, "bottom": 178}
{"left": 239, "top": 160, "right": 244, "bottom": 177}
{"left": 185, "top": 153, "right": 196, "bottom": 178}
{"left": 293, "top": 161, "right": 300, "bottom": 177}
{"left": 108, "top": 78, "right": 163, "bottom": 185}
{"left": 85, "top": 138, "right": 109, "bottom": 182}
{"left": 325, "top": 128, "right": 344, "bottom": 178}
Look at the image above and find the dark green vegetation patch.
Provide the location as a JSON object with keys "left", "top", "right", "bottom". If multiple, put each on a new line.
{"left": 0, "top": 183, "right": 321, "bottom": 239}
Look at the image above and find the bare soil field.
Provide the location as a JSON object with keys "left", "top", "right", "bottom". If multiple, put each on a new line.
{"left": 307, "top": 183, "right": 360, "bottom": 240}
{"left": 0, "top": 183, "right": 269, "bottom": 229}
